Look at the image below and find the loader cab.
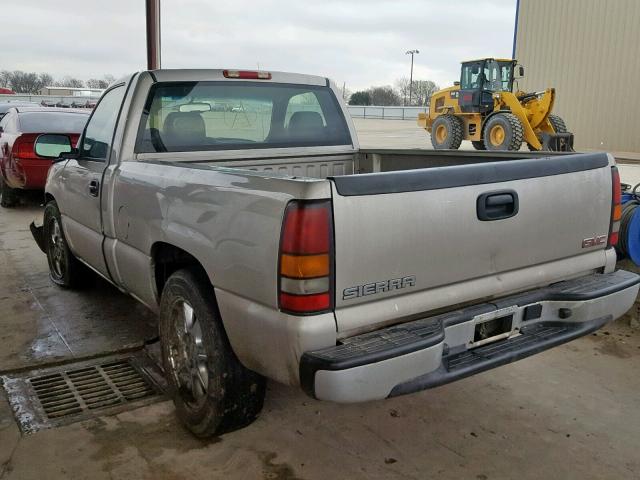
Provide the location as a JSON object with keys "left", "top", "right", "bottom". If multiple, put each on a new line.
{"left": 458, "top": 58, "right": 516, "bottom": 113}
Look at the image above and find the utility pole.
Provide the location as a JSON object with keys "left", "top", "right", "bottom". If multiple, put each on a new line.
{"left": 146, "top": 0, "right": 161, "bottom": 70}
{"left": 405, "top": 49, "right": 419, "bottom": 105}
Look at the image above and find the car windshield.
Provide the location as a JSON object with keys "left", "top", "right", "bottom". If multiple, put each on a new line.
{"left": 136, "top": 81, "right": 352, "bottom": 153}
{"left": 18, "top": 112, "right": 89, "bottom": 133}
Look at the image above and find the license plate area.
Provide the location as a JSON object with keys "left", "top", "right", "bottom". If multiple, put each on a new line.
{"left": 468, "top": 306, "right": 518, "bottom": 349}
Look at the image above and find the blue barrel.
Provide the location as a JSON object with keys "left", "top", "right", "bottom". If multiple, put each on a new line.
{"left": 618, "top": 197, "right": 640, "bottom": 265}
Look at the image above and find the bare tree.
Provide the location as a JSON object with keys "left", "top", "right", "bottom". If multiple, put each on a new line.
{"left": 395, "top": 77, "right": 411, "bottom": 105}
{"left": 38, "top": 73, "right": 53, "bottom": 88}
{"left": 0, "top": 71, "right": 11, "bottom": 88}
{"left": 395, "top": 77, "right": 440, "bottom": 106}
{"left": 86, "top": 74, "right": 115, "bottom": 89}
{"left": 54, "top": 76, "right": 85, "bottom": 88}
{"left": 6, "top": 71, "right": 42, "bottom": 93}
{"left": 412, "top": 80, "right": 440, "bottom": 106}
{"left": 368, "top": 86, "right": 401, "bottom": 106}
{"left": 86, "top": 78, "right": 106, "bottom": 89}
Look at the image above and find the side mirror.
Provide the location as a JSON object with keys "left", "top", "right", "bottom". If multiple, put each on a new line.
{"left": 35, "top": 134, "right": 74, "bottom": 160}
{"left": 517, "top": 65, "right": 525, "bottom": 77}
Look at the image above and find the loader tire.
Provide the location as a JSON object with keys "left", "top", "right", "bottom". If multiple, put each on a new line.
{"left": 483, "top": 113, "right": 523, "bottom": 151}
{"left": 430, "top": 114, "right": 464, "bottom": 150}
{"left": 472, "top": 141, "right": 486, "bottom": 150}
{"left": 548, "top": 114, "right": 568, "bottom": 133}
{"left": 527, "top": 114, "right": 569, "bottom": 150}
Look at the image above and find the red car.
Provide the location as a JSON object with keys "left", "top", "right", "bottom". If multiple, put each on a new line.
{"left": 0, "top": 107, "right": 89, "bottom": 207}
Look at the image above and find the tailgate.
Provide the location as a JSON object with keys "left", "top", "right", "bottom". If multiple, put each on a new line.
{"left": 330, "top": 153, "right": 614, "bottom": 334}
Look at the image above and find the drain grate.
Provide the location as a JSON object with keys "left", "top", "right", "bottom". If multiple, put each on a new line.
{"left": 2, "top": 353, "right": 165, "bottom": 433}
{"left": 30, "top": 360, "right": 156, "bottom": 419}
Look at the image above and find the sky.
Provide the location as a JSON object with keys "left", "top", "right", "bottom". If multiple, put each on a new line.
{"left": 1, "top": 0, "right": 517, "bottom": 91}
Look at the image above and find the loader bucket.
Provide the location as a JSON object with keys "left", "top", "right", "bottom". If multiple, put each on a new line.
{"left": 541, "top": 132, "right": 574, "bottom": 152}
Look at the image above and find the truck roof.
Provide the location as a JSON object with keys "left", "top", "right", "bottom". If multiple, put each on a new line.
{"left": 147, "top": 69, "right": 330, "bottom": 87}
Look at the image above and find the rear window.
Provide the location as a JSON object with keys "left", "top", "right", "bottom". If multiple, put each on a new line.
{"left": 18, "top": 112, "right": 89, "bottom": 133}
{"left": 135, "top": 81, "right": 352, "bottom": 153}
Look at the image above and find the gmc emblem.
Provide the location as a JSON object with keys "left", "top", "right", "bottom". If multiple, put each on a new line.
{"left": 582, "top": 235, "right": 607, "bottom": 248}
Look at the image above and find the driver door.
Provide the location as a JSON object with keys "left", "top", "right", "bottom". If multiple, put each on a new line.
{"left": 59, "top": 84, "right": 127, "bottom": 278}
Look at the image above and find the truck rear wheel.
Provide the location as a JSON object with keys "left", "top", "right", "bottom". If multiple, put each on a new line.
{"left": 483, "top": 113, "right": 524, "bottom": 151}
{"left": 159, "top": 268, "right": 266, "bottom": 438}
{"left": 0, "top": 177, "right": 19, "bottom": 208}
{"left": 430, "top": 114, "right": 464, "bottom": 150}
{"left": 43, "top": 201, "right": 89, "bottom": 288}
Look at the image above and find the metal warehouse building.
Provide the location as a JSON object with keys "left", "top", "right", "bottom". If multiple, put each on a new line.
{"left": 514, "top": 0, "right": 640, "bottom": 154}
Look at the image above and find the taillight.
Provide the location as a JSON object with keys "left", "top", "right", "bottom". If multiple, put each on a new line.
{"left": 608, "top": 166, "right": 621, "bottom": 247}
{"left": 279, "top": 200, "right": 333, "bottom": 315}
{"left": 223, "top": 70, "right": 272, "bottom": 80}
{"left": 12, "top": 134, "right": 39, "bottom": 160}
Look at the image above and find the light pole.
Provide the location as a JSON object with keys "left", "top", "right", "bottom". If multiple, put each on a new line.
{"left": 405, "top": 49, "right": 419, "bottom": 105}
{"left": 146, "top": 0, "right": 161, "bottom": 70}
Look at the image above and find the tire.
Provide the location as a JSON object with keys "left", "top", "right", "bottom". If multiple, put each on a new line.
{"left": 430, "top": 114, "right": 464, "bottom": 150}
{"left": 43, "top": 201, "right": 88, "bottom": 288}
{"left": 528, "top": 114, "right": 569, "bottom": 150}
{"left": 472, "top": 140, "right": 487, "bottom": 151}
{"left": 159, "top": 268, "right": 266, "bottom": 438}
{"left": 547, "top": 114, "right": 568, "bottom": 133}
{"left": 0, "top": 176, "right": 19, "bottom": 208}
{"left": 483, "top": 113, "right": 524, "bottom": 151}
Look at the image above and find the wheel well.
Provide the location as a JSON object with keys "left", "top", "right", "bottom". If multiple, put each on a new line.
{"left": 44, "top": 193, "right": 55, "bottom": 204}
{"left": 152, "top": 242, "right": 208, "bottom": 298}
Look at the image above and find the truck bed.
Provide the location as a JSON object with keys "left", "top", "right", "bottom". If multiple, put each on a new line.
{"left": 184, "top": 148, "right": 571, "bottom": 179}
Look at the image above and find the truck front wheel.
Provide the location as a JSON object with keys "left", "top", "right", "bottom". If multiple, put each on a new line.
{"left": 159, "top": 268, "right": 266, "bottom": 438}
{"left": 43, "top": 201, "right": 89, "bottom": 288}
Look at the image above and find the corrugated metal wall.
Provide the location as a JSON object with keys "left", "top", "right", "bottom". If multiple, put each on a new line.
{"left": 515, "top": 0, "right": 640, "bottom": 153}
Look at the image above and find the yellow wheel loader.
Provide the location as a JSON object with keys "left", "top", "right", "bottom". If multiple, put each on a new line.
{"left": 418, "top": 58, "right": 574, "bottom": 151}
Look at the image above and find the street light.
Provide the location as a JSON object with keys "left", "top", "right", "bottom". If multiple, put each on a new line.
{"left": 405, "top": 49, "right": 419, "bottom": 105}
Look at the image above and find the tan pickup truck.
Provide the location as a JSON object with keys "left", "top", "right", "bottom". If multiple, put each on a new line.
{"left": 31, "top": 68, "right": 639, "bottom": 437}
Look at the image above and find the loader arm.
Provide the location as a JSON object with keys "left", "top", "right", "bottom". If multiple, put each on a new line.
{"left": 524, "top": 88, "right": 556, "bottom": 132}
{"left": 498, "top": 91, "right": 542, "bottom": 150}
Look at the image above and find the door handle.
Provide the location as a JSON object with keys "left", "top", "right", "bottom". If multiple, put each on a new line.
{"left": 88, "top": 180, "right": 99, "bottom": 197}
{"left": 477, "top": 190, "right": 518, "bottom": 221}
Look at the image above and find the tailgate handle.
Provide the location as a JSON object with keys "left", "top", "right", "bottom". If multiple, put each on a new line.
{"left": 477, "top": 190, "right": 518, "bottom": 221}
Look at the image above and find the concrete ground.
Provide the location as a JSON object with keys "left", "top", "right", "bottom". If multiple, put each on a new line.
{"left": 1, "top": 119, "right": 639, "bottom": 479}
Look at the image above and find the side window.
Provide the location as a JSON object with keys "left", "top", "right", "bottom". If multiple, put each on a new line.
{"left": 0, "top": 112, "right": 17, "bottom": 133}
{"left": 81, "top": 85, "right": 126, "bottom": 161}
{"left": 284, "top": 92, "right": 326, "bottom": 128}
{"left": 461, "top": 63, "right": 482, "bottom": 90}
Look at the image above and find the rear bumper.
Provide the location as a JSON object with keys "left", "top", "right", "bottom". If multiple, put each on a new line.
{"left": 3, "top": 159, "right": 51, "bottom": 189}
{"left": 300, "top": 270, "right": 640, "bottom": 403}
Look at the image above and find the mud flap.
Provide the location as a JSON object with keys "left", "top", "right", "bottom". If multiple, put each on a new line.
{"left": 541, "top": 132, "right": 574, "bottom": 152}
{"left": 30, "top": 221, "right": 46, "bottom": 253}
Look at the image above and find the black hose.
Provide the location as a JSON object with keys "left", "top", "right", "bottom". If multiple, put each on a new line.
{"left": 617, "top": 200, "right": 639, "bottom": 258}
